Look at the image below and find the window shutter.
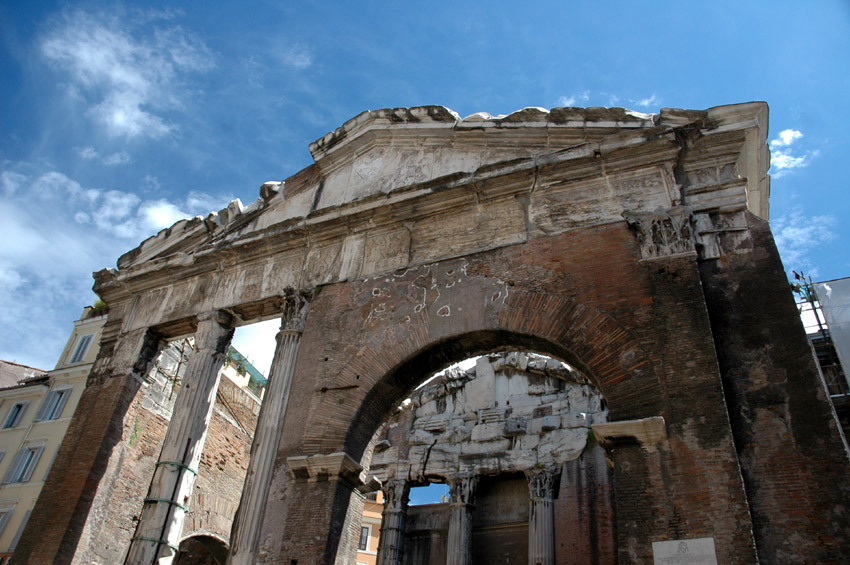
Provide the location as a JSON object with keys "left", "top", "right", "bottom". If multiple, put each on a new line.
{"left": 2, "top": 450, "right": 26, "bottom": 484}
{"left": 20, "top": 445, "right": 44, "bottom": 483}
{"left": 13, "top": 400, "right": 29, "bottom": 427}
{"left": 70, "top": 334, "right": 93, "bottom": 364}
{"left": 52, "top": 389, "right": 71, "bottom": 420}
{"left": 9, "top": 508, "right": 31, "bottom": 551}
{"left": 34, "top": 393, "right": 52, "bottom": 422}
{"left": 0, "top": 509, "right": 12, "bottom": 538}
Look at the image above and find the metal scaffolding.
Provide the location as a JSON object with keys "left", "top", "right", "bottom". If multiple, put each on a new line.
{"left": 793, "top": 272, "right": 850, "bottom": 438}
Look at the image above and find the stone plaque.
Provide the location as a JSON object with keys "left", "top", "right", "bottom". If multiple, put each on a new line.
{"left": 652, "top": 538, "right": 717, "bottom": 565}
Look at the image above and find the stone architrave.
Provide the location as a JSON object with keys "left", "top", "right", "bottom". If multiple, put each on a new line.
{"left": 446, "top": 473, "right": 478, "bottom": 565}
{"left": 526, "top": 469, "right": 558, "bottom": 565}
{"left": 126, "top": 310, "right": 234, "bottom": 564}
{"left": 228, "top": 290, "right": 311, "bottom": 565}
{"left": 376, "top": 479, "right": 410, "bottom": 565}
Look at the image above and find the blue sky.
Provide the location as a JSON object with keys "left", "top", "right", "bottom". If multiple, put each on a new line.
{"left": 1, "top": 1, "right": 849, "bottom": 372}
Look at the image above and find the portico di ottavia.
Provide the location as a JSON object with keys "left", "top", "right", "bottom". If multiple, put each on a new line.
{"left": 11, "top": 103, "right": 850, "bottom": 564}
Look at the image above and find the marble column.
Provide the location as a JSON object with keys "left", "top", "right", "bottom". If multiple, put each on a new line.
{"left": 526, "top": 469, "right": 557, "bottom": 565}
{"left": 376, "top": 479, "right": 410, "bottom": 565}
{"left": 126, "top": 310, "right": 234, "bottom": 564}
{"left": 227, "top": 290, "right": 311, "bottom": 565}
{"left": 446, "top": 473, "right": 477, "bottom": 565}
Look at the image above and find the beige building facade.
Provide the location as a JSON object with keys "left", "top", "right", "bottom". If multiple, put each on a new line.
{"left": 0, "top": 306, "right": 106, "bottom": 563}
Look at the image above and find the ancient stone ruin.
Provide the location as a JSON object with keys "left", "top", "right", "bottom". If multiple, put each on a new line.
{"left": 11, "top": 103, "right": 850, "bottom": 564}
{"left": 368, "top": 352, "right": 615, "bottom": 564}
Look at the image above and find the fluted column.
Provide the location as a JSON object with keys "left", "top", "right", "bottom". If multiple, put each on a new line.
{"left": 527, "top": 469, "right": 557, "bottom": 565}
{"left": 227, "top": 290, "right": 312, "bottom": 565}
{"left": 376, "top": 479, "right": 410, "bottom": 565}
{"left": 446, "top": 473, "right": 477, "bottom": 565}
{"left": 126, "top": 310, "right": 234, "bottom": 564}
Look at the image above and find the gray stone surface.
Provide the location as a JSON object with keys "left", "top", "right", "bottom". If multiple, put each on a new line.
{"left": 370, "top": 352, "right": 606, "bottom": 483}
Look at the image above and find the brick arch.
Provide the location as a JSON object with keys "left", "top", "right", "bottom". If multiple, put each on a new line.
{"left": 174, "top": 534, "right": 229, "bottom": 565}
{"left": 335, "top": 287, "right": 658, "bottom": 462}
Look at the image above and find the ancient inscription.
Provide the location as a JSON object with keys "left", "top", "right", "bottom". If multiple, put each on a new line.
{"left": 652, "top": 538, "right": 717, "bottom": 565}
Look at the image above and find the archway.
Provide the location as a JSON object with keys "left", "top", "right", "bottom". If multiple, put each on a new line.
{"left": 173, "top": 535, "right": 229, "bottom": 565}
{"left": 357, "top": 350, "right": 616, "bottom": 565}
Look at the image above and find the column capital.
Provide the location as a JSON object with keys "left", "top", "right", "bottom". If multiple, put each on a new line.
{"left": 382, "top": 479, "right": 410, "bottom": 513}
{"left": 197, "top": 309, "right": 234, "bottom": 326}
{"left": 194, "top": 310, "right": 235, "bottom": 353}
{"left": 525, "top": 468, "right": 558, "bottom": 502}
{"left": 279, "top": 289, "right": 313, "bottom": 334}
{"left": 622, "top": 206, "right": 695, "bottom": 260}
{"left": 448, "top": 473, "right": 478, "bottom": 507}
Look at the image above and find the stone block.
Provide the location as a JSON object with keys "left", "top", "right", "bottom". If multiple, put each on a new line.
{"left": 541, "top": 415, "right": 561, "bottom": 431}
{"left": 562, "top": 412, "right": 590, "bottom": 428}
{"left": 408, "top": 429, "right": 435, "bottom": 446}
{"left": 460, "top": 439, "right": 511, "bottom": 457}
{"left": 465, "top": 370, "right": 495, "bottom": 411}
{"left": 506, "top": 394, "right": 541, "bottom": 409}
{"left": 505, "top": 416, "right": 528, "bottom": 436}
{"left": 537, "top": 428, "right": 587, "bottom": 462}
{"left": 470, "top": 422, "right": 506, "bottom": 442}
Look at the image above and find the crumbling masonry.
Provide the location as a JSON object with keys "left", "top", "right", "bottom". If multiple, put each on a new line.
{"left": 11, "top": 103, "right": 850, "bottom": 564}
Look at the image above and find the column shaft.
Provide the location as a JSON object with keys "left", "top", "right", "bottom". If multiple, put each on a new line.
{"left": 445, "top": 474, "right": 477, "bottom": 565}
{"left": 527, "top": 470, "right": 557, "bottom": 565}
{"left": 376, "top": 479, "right": 409, "bottom": 565}
{"left": 228, "top": 291, "right": 311, "bottom": 565}
{"left": 126, "top": 311, "right": 233, "bottom": 565}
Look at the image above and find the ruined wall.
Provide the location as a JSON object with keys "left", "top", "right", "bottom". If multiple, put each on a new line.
{"left": 11, "top": 338, "right": 259, "bottom": 564}
{"left": 699, "top": 212, "right": 850, "bottom": 563}
{"left": 370, "top": 352, "right": 607, "bottom": 483}
{"left": 183, "top": 376, "right": 259, "bottom": 545}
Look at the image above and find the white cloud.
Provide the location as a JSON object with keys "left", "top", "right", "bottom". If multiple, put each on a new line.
{"left": 633, "top": 94, "right": 661, "bottom": 108}
{"left": 77, "top": 147, "right": 131, "bottom": 165}
{"left": 139, "top": 200, "right": 188, "bottom": 231}
{"left": 0, "top": 162, "right": 233, "bottom": 368}
{"left": 1, "top": 171, "right": 26, "bottom": 196}
{"left": 79, "top": 147, "right": 98, "bottom": 159}
{"left": 40, "top": 9, "right": 213, "bottom": 139}
{"left": 280, "top": 45, "right": 313, "bottom": 69}
{"left": 557, "top": 90, "right": 590, "bottom": 107}
{"left": 770, "top": 129, "right": 803, "bottom": 148}
{"left": 768, "top": 129, "right": 815, "bottom": 178}
{"left": 772, "top": 210, "right": 837, "bottom": 274}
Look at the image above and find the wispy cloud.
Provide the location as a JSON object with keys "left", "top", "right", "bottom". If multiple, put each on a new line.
{"left": 632, "top": 94, "right": 661, "bottom": 108}
{"left": 557, "top": 90, "right": 590, "bottom": 107}
{"left": 78, "top": 146, "right": 131, "bottom": 165}
{"left": 0, "top": 162, "right": 233, "bottom": 368}
{"left": 40, "top": 9, "right": 213, "bottom": 139}
{"left": 279, "top": 44, "right": 314, "bottom": 69}
{"left": 769, "top": 129, "right": 816, "bottom": 178}
{"left": 772, "top": 209, "right": 837, "bottom": 276}
{"left": 556, "top": 91, "right": 661, "bottom": 110}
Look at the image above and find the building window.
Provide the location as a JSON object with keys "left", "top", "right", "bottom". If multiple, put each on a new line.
{"left": 2, "top": 401, "right": 29, "bottom": 429}
{"left": 2, "top": 444, "right": 44, "bottom": 484}
{"left": 358, "top": 526, "right": 370, "bottom": 551}
{"left": 69, "top": 334, "right": 94, "bottom": 364}
{"left": 9, "top": 508, "right": 31, "bottom": 551}
{"left": 0, "top": 506, "right": 14, "bottom": 538}
{"left": 35, "top": 388, "right": 71, "bottom": 421}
